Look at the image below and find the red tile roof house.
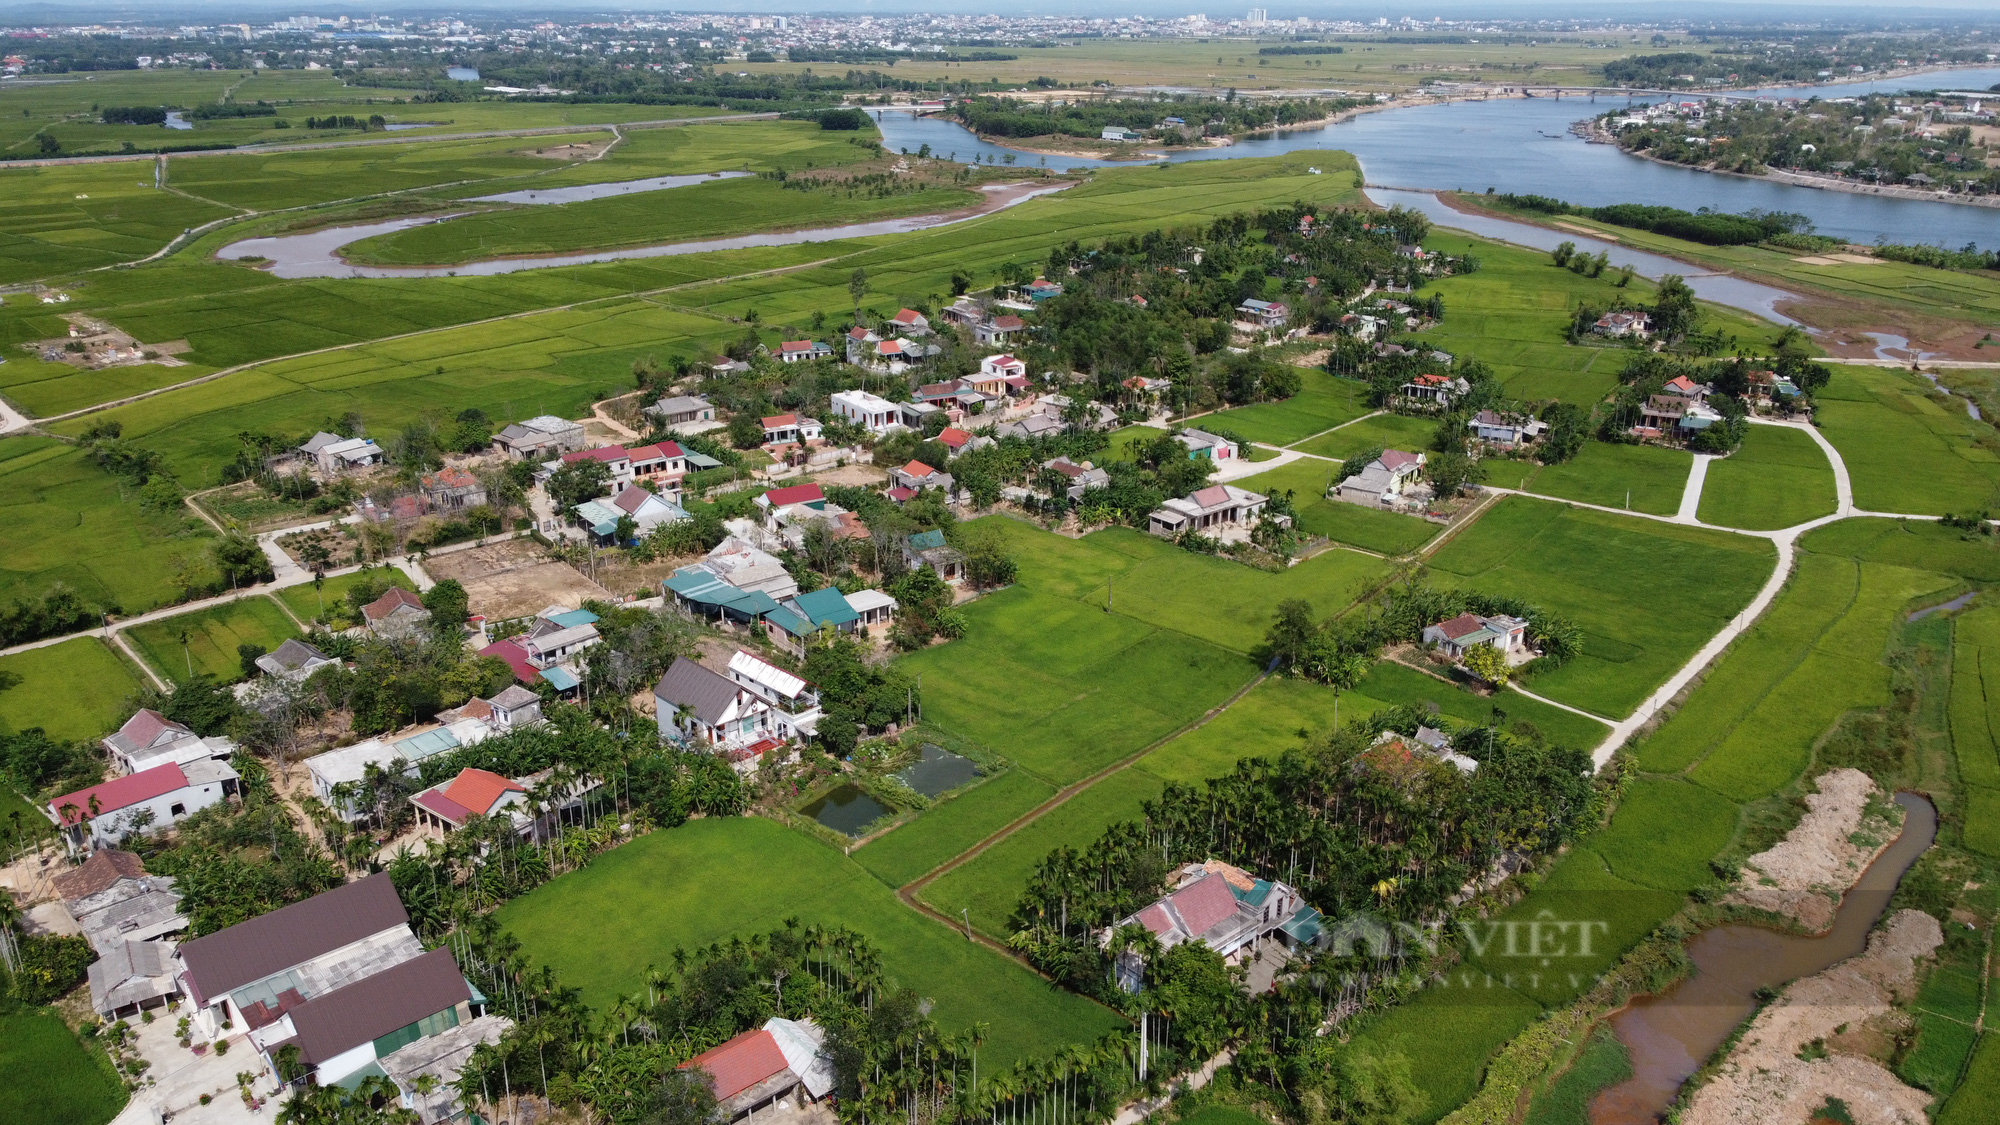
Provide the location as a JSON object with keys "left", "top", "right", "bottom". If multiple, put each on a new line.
{"left": 408, "top": 766, "right": 596, "bottom": 841}
{"left": 626, "top": 441, "right": 689, "bottom": 488}
{"left": 777, "top": 340, "right": 834, "bottom": 364}
{"left": 887, "top": 308, "right": 932, "bottom": 336}
{"left": 48, "top": 759, "right": 239, "bottom": 855}
{"left": 363, "top": 586, "right": 431, "bottom": 638}
{"left": 681, "top": 1018, "right": 837, "bottom": 1122}
{"left": 890, "top": 460, "right": 954, "bottom": 494}
{"left": 760, "top": 413, "right": 824, "bottom": 446}
{"left": 561, "top": 444, "right": 636, "bottom": 486}
{"left": 1107, "top": 861, "right": 1312, "bottom": 989}
{"left": 418, "top": 466, "right": 486, "bottom": 511}
{"left": 1421, "top": 612, "right": 1529, "bottom": 660}
{"left": 755, "top": 482, "right": 826, "bottom": 530}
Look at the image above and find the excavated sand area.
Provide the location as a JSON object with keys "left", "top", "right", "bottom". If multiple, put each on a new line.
{"left": 1724, "top": 768, "right": 1902, "bottom": 931}
{"left": 1680, "top": 909, "right": 1942, "bottom": 1125}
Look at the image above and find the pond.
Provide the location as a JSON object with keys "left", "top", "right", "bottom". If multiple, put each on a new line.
{"left": 445, "top": 66, "right": 480, "bottom": 82}
{"left": 895, "top": 744, "right": 979, "bottom": 798}
{"left": 801, "top": 784, "right": 892, "bottom": 837}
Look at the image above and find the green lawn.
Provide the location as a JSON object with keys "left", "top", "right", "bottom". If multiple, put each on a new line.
{"left": 0, "top": 637, "right": 147, "bottom": 742}
{"left": 1696, "top": 423, "right": 1839, "bottom": 531}
{"left": 1236, "top": 457, "right": 1440, "bottom": 555}
{"left": 125, "top": 596, "right": 299, "bottom": 685}
{"left": 494, "top": 817, "right": 1122, "bottom": 1070}
{"left": 1511, "top": 441, "right": 1692, "bottom": 517}
{"left": 852, "top": 769, "right": 1056, "bottom": 889}
{"left": 1424, "top": 497, "right": 1774, "bottom": 718}
{"left": 0, "top": 436, "right": 217, "bottom": 614}
{"left": 919, "top": 767, "right": 1167, "bottom": 940}
{"left": 1817, "top": 366, "right": 2000, "bottom": 516}
{"left": 1292, "top": 413, "right": 1436, "bottom": 461}
{"left": 1200, "top": 369, "right": 1373, "bottom": 446}
{"left": 0, "top": 1006, "right": 126, "bottom": 1125}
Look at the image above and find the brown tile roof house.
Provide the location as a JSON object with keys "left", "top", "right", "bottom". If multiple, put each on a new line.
{"left": 178, "top": 873, "right": 410, "bottom": 1008}
{"left": 362, "top": 587, "right": 430, "bottom": 636}
{"left": 50, "top": 848, "right": 147, "bottom": 901}
{"left": 281, "top": 947, "right": 471, "bottom": 1067}
{"left": 419, "top": 466, "right": 487, "bottom": 510}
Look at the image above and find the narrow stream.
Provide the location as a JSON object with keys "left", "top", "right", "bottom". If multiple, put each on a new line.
{"left": 1590, "top": 791, "right": 1938, "bottom": 1124}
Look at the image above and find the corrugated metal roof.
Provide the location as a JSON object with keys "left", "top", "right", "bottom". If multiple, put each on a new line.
{"left": 288, "top": 947, "right": 470, "bottom": 1065}
{"left": 49, "top": 762, "right": 189, "bottom": 824}
{"left": 682, "top": 1028, "right": 790, "bottom": 1101}
{"left": 178, "top": 874, "right": 409, "bottom": 1005}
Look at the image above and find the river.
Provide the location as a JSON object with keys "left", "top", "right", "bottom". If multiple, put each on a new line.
{"left": 872, "top": 66, "right": 2000, "bottom": 247}
{"left": 1590, "top": 792, "right": 1939, "bottom": 1124}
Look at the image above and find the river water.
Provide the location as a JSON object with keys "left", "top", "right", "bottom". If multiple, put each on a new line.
{"left": 1590, "top": 792, "right": 1938, "bottom": 1124}
{"left": 872, "top": 66, "right": 2000, "bottom": 247}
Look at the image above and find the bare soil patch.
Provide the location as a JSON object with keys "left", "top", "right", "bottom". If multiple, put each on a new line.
{"left": 1724, "top": 768, "right": 1901, "bottom": 932}
{"left": 811, "top": 463, "right": 889, "bottom": 487}
{"left": 423, "top": 538, "right": 612, "bottom": 618}
{"left": 1680, "top": 909, "right": 1941, "bottom": 1125}
{"left": 524, "top": 140, "right": 611, "bottom": 160}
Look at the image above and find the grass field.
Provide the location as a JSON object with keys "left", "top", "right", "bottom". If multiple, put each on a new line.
{"left": 494, "top": 817, "right": 1123, "bottom": 1070}
{"left": 1506, "top": 440, "right": 1691, "bottom": 517}
{"left": 919, "top": 767, "right": 1168, "bottom": 939}
{"left": 1695, "top": 423, "right": 1839, "bottom": 530}
{"left": 1950, "top": 605, "right": 2000, "bottom": 857}
{"left": 852, "top": 769, "right": 1056, "bottom": 888}
{"left": 1940, "top": 1031, "right": 2000, "bottom": 1125}
{"left": 1292, "top": 412, "right": 1435, "bottom": 461}
{"left": 1524, "top": 1028, "right": 1633, "bottom": 1125}
{"left": 0, "top": 161, "right": 234, "bottom": 285}
{"left": 1817, "top": 366, "right": 2000, "bottom": 516}
{"left": 0, "top": 436, "right": 217, "bottom": 613}
{"left": 274, "top": 566, "right": 415, "bottom": 626}
{"left": 0, "top": 1006, "right": 126, "bottom": 1125}
{"left": 126, "top": 596, "right": 299, "bottom": 684}
{"left": 1424, "top": 497, "right": 1774, "bottom": 718}
{"left": 1236, "top": 457, "right": 1439, "bottom": 555}
{"left": 1200, "top": 369, "right": 1372, "bottom": 447}
{"left": 0, "top": 638, "right": 147, "bottom": 741}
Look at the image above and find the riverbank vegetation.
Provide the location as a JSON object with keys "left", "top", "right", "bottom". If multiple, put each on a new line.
{"left": 952, "top": 94, "right": 1368, "bottom": 147}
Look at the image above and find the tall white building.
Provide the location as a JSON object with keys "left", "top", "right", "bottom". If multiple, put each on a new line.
{"left": 1247, "top": 8, "right": 1268, "bottom": 25}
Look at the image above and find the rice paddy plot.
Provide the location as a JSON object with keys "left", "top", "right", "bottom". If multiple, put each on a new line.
{"left": 1292, "top": 412, "right": 1435, "bottom": 461}
{"left": 0, "top": 638, "right": 146, "bottom": 743}
{"left": 852, "top": 770, "right": 1057, "bottom": 889}
{"left": 275, "top": 567, "right": 415, "bottom": 627}
{"left": 126, "top": 596, "right": 300, "bottom": 685}
{"left": 1515, "top": 440, "right": 1691, "bottom": 517}
{"left": 166, "top": 135, "right": 586, "bottom": 211}
{"left": 1200, "top": 369, "right": 1373, "bottom": 446}
{"left": 1817, "top": 366, "right": 2000, "bottom": 516}
{"left": 918, "top": 767, "right": 1168, "bottom": 940}
{"left": 0, "top": 160, "right": 234, "bottom": 285}
{"left": 1424, "top": 496, "right": 1774, "bottom": 719}
{"left": 495, "top": 817, "right": 1121, "bottom": 1071}
{"left": 1695, "top": 424, "right": 1838, "bottom": 531}
{"left": 0, "top": 1006, "right": 126, "bottom": 1125}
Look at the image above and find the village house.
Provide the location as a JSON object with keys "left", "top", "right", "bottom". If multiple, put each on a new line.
{"left": 438, "top": 684, "right": 544, "bottom": 733}
{"left": 845, "top": 589, "right": 898, "bottom": 634}
{"left": 646, "top": 395, "right": 716, "bottom": 428}
{"left": 727, "top": 650, "right": 824, "bottom": 741}
{"left": 574, "top": 484, "right": 687, "bottom": 544}
{"left": 299, "top": 432, "right": 385, "bottom": 475}
{"left": 887, "top": 308, "right": 932, "bottom": 337}
{"left": 761, "top": 413, "right": 824, "bottom": 446}
{"left": 1467, "top": 410, "right": 1546, "bottom": 447}
{"left": 625, "top": 441, "right": 689, "bottom": 486}
{"left": 1027, "top": 278, "right": 1064, "bottom": 302}
{"left": 1635, "top": 392, "right": 1724, "bottom": 441}
{"left": 101, "top": 708, "right": 237, "bottom": 776}
{"left": 902, "top": 529, "right": 966, "bottom": 583}
{"left": 362, "top": 587, "right": 431, "bottom": 638}
{"left": 519, "top": 606, "right": 601, "bottom": 670}
{"left": 1108, "top": 861, "right": 1322, "bottom": 988}
{"left": 47, "top": 759, "right": 241, "bottom": 855}
{"left": 757, "top": 482, "right": 827, "bottom": 527}
{"left": 997, "top": 412, "right": 1065, "bottom": 441}
{"left": 248, "top": 637, "right": 337, "bottom": 684}
{"left": 176, "top": 874, "right": 506, "bottom": 1093}
{"left": 1592, "top": 311, "right": 1652, "bottom": 338}
{"left": 679, "top": 1018, "right": 836, "bottom": 1123}
{"left": 706, "top": 536, "right": 802, "bottom": 597}
{"left": 418, "top": 467, "right": 487, "bottom": 511}
{"left": 937, "top": 426, "right": 980, "bottom": 457}
{"left": 305, "top": 717, "right": 497, "bottom": 822}
{"left": 777, "top": 340, "right": 834, "bottom": 364}
{"left": 976, "top": 352, "right": 1029, "bottom": 389}
{"left": 1399, "top": 373, "right": 1471, "bottom": 410}
{"left": 1235, "top": 298, "right": 1290, "bottom": 331}
{"left": 890, "top": 459, "right": 955, "bottom": 494}
{"left": 1121, "top": 375, "right": 1172, "bottom": 407}
{"left": 763, "top": 586, "right": 861, "bottom": 658}
{"left": 1175, "top": 429, "right": 1238, "bottom": 461}
{"left": 829, "top": 389, "right": 905, "bottom": 435}
{"left": 1147, "top": 484, "right": 1271, "bottom": 538}
{"left": 492, "top": 415, "right": 586, "bottom": 460}
{"left": 975, "top": 313, "right": 1026, "bottom": 346}
{"left": 1333, "top": 450, "right": 1427, "bottom": 508}
{"left": 409, "top": 766, "right": 599, "bottom": 841}
{"left": 844, "top": 325, "right": 882, "bottom": 365}
{"left": 560, "top": 445, "right": 636, "bottom": 487}
{"left": 55, "top": 852, "right": 188, "bottom": 1018}
{"left": 1043, "top": 456, "right": 1111, "bottom": 500}
{"left": 940, "top": 298, "right": 985, "bottom": 329}
{"left": 1372, "top": 727, "right": 1479, "bottom": 774}
{"left": 708, "top": 356, "right": 752, "bottom": 376}
{"left": 655, "top": 656, "right": 779, "bottom": 754}
{"left": 1422, "top": 611, "right": 1530, "bottom": 658}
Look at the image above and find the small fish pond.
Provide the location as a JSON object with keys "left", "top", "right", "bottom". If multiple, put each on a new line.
{"left": 802, "top": 745, "right": 980, "bottom": 837}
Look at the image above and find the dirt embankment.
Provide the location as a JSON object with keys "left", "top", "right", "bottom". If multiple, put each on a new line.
{"left": 1680, "top": 908, "right": 1943, "bottom": 1125}
{"left": 1724, "top": 768, "right": 1903, "bottom": 932}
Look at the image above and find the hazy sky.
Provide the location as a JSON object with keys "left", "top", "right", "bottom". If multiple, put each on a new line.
{"left": 7, "top": 1, "right": 2000, "bottom": 19}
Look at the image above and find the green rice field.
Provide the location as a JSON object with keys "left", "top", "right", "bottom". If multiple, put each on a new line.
{"left": 0, "top": 638, "right": 147, "bottom": 742}
{"left": 852, "top": 769, "right": 1056, "bottom": 889}
{"left": 1506, "top": 440, "right": 1691, "bottom": 517}
{"left": 1236, "top": 457, "right": 1440, "bottom": 555}
{"left": 0, "top": 1006, "right": 126, "bottom": 1125}
{"left": 1817, "top": 366, "right": 2000, "bottom": 516}
{"left": 1695, "top": 422, "right": 1839, "bottom": 530}
{"left": 1200, "top": 368, "right": 1372, "bottom": 446}
{"left": 1292, "top": 412, "right": 1435, "bottom": 461}
{"left": 495, "top": 817, "right": 1123, "bottom": 1070}
{"left": 126, "top": 595, "right": 300, "bottom": 684}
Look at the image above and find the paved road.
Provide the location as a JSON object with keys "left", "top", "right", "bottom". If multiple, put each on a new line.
{"left": 1675, "top": 454, "right": 1714, "bottom": 524}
